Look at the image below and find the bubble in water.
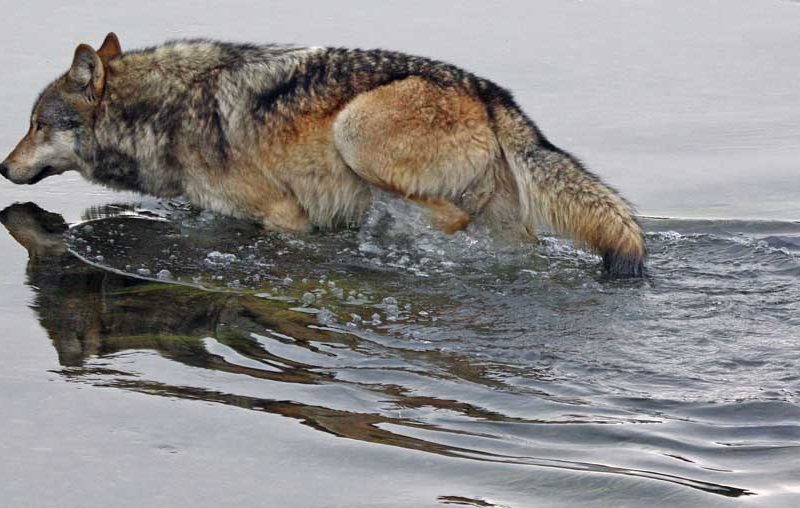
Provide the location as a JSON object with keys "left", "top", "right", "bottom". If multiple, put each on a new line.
{"left": 156, "top": 269, "right": 174, "bottom": 281}
{"left": 385, "top": 304, "right": 400, "bottom": 320}
{"left": 301, "top": 292, "right": 316, "bottom": 305}
{"left": 136, "top": 268, "right": 152, "bottom": 276}
{"left": 317, "top": 308, "right": 335, "bottom": 325}
{"left": 205, "top": 251, "right": 238, "bottom": 264}
{"left": 359, "top": 242, "right": 383, "bottom": 255}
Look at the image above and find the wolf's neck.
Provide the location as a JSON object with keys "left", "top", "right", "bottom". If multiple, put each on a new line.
{"left": 86, "top": 41, "right": 319, "bottom": 198}
{"left": 107, "top": 40, "right": 313, "bottom": 84}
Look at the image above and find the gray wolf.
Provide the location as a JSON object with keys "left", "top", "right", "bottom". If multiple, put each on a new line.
{"left": 0, "top": 33, "right": 646, "bottom": 277}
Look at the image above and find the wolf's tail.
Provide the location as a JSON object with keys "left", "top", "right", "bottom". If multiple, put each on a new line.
{"left": 490, "top": 103, "right": 646, "bottom": 277}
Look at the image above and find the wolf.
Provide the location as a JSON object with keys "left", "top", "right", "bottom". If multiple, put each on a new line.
{"left": 0, "top": 33, "right": 646, "bottom": 276}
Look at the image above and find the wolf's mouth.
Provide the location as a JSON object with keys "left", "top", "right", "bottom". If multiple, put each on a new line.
{"left": 27, "top": 166, "right": 60, "bottom": 185}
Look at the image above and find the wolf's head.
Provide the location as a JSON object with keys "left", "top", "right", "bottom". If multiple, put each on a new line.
{"left": 0, "top": 33, "right": 122, "bottom": 185}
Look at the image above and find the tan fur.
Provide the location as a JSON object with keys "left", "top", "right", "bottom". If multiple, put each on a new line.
{"left": 97, "top": 32, "right": 122, "bottom": 65}
{"left": 333, "top": 77, "right": 499, "bottom": 232}
{"left": 3, "top": 127, "right": 81, "bottom": 183}
{"left": 255, "top": 113, "right": 371, "bottom": 230}
{"left": 4, "top": 130, "right": 36, "bottom": 168}
{"left": 411, "top": 196, "right": 471, "bottom": 233}
{"left": 173, "top": 77, "right": 372, "bottom": 232}
{"left": 492, "top": 106, "right": 645, "bottom": 263}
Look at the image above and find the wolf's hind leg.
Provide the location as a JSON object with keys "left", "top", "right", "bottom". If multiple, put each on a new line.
{"left": 410, "top": 196, "right": 471, "bottom": 233}
{"left": 260, "top": 196, "right": 311, "bottom": 233}
{"left": 332, "top": 76, "right": 500, "bottom": 234}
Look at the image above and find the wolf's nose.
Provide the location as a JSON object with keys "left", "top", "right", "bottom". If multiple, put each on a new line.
{"left": 0, "top": 164, "right": 9, "bottom": 180}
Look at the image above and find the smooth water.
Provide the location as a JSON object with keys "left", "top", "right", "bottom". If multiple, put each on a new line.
{"left": 1, "top": 2, "right": 799, "bottom": 507}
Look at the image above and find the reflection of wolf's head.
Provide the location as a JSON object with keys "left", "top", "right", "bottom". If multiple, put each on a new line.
{"left": 0, "top": 202, "right": 68, "bottom": 258}
{"left": 0, "top": 34, "right": 121, "bottom": 186}
{"left": 1, "top": 202, "right": 103, "bottom": 365}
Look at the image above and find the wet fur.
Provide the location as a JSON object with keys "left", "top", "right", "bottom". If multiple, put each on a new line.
{"left": 1, "top": 35, "right": 646, "bottom": 277}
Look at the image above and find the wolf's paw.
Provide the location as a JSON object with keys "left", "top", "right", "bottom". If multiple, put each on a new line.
{"left": 602, "top": 249, "right": 646, "bottom": 278}
{"left": 430, "top": 201, "right": 471, "bottom": 234}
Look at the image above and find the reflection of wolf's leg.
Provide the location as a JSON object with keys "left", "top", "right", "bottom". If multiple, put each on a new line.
{"left": 333, "top": 77, "right": 499, "bottom": 233}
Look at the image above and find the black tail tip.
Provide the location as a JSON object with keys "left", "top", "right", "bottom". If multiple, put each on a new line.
{"left": 602, "top": 250, "right": 646, "bottom": 279}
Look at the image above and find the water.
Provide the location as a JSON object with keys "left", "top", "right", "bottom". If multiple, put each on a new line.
{"left": 1, "top": 2, "right": 799, "bottom": 507}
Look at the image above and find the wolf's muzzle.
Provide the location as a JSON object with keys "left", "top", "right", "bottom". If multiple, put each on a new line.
{"left": 0, "top": 163, "right": 9, "bottom": 180}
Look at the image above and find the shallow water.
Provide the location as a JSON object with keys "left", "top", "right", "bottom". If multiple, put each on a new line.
{"left": 1, "top": 1, "right": 799, "bottom": 507}
{"left": 2, "top": 198, "right": 799, "bottom": 506}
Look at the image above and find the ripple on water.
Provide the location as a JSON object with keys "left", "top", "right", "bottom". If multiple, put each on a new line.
{"left": 2, "top": 197, "right": 798, "bottom": 504}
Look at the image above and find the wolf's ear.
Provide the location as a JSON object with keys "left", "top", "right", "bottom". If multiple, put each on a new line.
{"left": 68, "top": 44, "right": 105, "bottom": 102}
{"left": 97, "top": 32, "right": 122, "bottom": 64}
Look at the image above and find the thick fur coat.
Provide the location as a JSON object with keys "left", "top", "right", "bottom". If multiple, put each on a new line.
{"left": 1, "top": 34, "right": 646, "bottom": 276}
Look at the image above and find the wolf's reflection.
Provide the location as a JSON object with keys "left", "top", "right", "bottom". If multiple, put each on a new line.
{"left": 0, "top": 202, "right": 338, "bottom": 377}
{"left": 0, "top": 202, "right": 751, "bottom": 498}
{"left": 0, "top": 201, "right": 508, "bottom": 455}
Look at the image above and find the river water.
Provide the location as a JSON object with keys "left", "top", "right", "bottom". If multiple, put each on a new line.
{"left": 1, "top": 1, "right": 798, "bottom": 507}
